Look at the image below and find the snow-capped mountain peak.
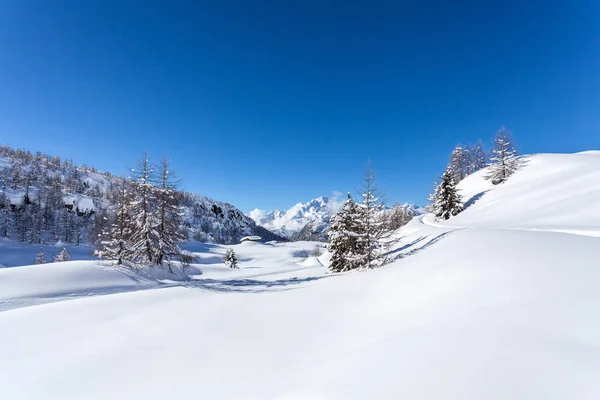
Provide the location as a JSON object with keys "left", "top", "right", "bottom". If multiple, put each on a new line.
{"left": 249, "top": 196, "right": 342, "bottom": 238}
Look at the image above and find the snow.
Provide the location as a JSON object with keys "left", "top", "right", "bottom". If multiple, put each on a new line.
{"left": 1, "top": 152, "right": 600, "bottom": 399}
{"left": 430, "top": 152, "right": 600, "bottom": 236}
{"left": 63, "top": 193, "right": 96, "bottom": 213}
{"left": 249, "top": 195, "right": 342, "bottom": 237}
{"left": 0, "top": 240, "right": 96, "bottom": 267}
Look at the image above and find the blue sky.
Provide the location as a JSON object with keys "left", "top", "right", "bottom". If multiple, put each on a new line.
{"left": 0, "top": 1, "right": 599, "bottom": 212}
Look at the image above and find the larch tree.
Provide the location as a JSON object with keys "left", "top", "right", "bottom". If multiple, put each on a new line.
{"left": 468, "top": 140, "right": 488, "bottom": 173}
{"left": 486, "top": 127, "right": 519, "bottom": 185}
{"left": 448, "top": 145, "right": 469, "bottom": 183}
{"left": 154, "top": 157, "right": 185, "bottom": 269}
{"left": 432, "top": 170, "right": 463, "bottom": 220}
{"left": 356, "top": 162, "right": 388, "bottom": 269}
{"left": 95, "top": 178, "right": 132, "bottom": 265}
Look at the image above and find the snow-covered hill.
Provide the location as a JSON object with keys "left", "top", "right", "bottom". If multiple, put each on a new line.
{"left": 429, "top": 151, "right": 600, "bottom": 236}
{"left": 1, "top": 152, "right": 600, "bottom": 399}
{"left": 0, "top": 144, "right": 285, "bottom": 250}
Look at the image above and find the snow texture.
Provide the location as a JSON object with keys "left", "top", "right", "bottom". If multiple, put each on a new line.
{"left": 0, "top": 152, "right": 600, "bottom": 399}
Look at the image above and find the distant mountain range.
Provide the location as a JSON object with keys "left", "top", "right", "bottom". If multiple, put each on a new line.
{"left": 249, "top": 196, "right": 340, "bottom": 240}
{"left": 249, "top": 196, "right": 422, "bottom": 241}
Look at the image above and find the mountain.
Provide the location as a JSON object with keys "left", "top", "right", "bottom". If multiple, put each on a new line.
{"left": 250, "top": 196, "right": 422, "bottom": 241}
{"left": 249, "top": 196, "right": 342, "bottom": 239}
{"left": 0, "top": 144, "right": 285, "bottom": 248}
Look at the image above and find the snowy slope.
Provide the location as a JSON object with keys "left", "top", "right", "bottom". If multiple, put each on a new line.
{"left": 1, "top": 152, "right": 600, "bottom": 399}
{"left": 427, "top": 152, "right": 600, "bottom": 236}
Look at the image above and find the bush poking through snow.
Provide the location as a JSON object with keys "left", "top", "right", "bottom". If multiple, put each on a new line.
{"left": 34, "top": 248, "right": 45, "bottom": 265}
{"left": 53, "top": 247, "right": 70, "bottom": 262}
{"left": 311, "top": 245, "right": 323, "bottom": 257}
{"left": 224, "top": 248, "right": 238, "bottom": 269}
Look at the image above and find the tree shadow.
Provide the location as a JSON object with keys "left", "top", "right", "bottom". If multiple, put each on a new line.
{"left": 463, "top": 190, "right": 489, "bottom": 210}
{"left": 386, "top": 236, "right": 428, "bottom": 256}
{"left": 392, "top": 231, "right": 454, "bottom": 260}
{"left": 184, "top": 276, "right": 329, "bottom": 293}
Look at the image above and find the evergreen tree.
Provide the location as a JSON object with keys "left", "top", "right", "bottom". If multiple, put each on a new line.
{"left": 95, "top": 178, "right": 132, "bottom": 265}
{"left": 53, "top": 247, "right": 70, "bottom": 262}
{"left": 432, "top": 170, "right": 463, "bottom": 220}
{"left": 486, "top": 127, "right": 519, "bottom": 184}
{"left": 448, "top": 145, "right": 469, "bottom": 182}
{"left": 35, "top": 247, "right": 45, "bottom": 264}
{"left": 355, "top": 163, "right": 390, "bottom": 269}
{"left": 153, "top": 157, "right": 185, "bottom": 269}
{"left": 469, "top": 140, "right": 488, "bottom": 173}
{"left": 128, "top": 152, "right": 158, "bottom": 264}
{"left": 224, "top": 248, "right": 238, "bottom": 269}
{"left": 328, "top": 193, "right": 364, "bottom": 273}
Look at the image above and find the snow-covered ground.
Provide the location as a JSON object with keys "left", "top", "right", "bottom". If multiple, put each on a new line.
{"left": 1, "top": 152, "right": 600, "bottom": 399}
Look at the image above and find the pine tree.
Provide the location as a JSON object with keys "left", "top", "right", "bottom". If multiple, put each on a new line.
{"left": 53, "top": 247, "right": 70, "bottom": 262}
{"left": 432, "top": 170, "right": 463, "bottom": 220}
{"left": 35, "top": 247, "right": 45, "bottom": 264}
{"left": 448, "top": 145, "right": 469, "bottom": 182}
{"left": 95, "top": 178, "right": 132, "bottom": 265}
{"left": 153, "top": 157, "right": 185, "bottom": 269}
{"left": 468, "top": 140, "right": 488, "bottom": 173}
{"left": 328, "top": 193, "right": 364, "bottom": 273}
{"left": 224, "top": 248, "right": 238, "bottom": 269}
{"left": 486, "top": 127, "right": 519, "bottom": 185}
{"left": 128, "top": 152, "right": 158, "bottom": 264}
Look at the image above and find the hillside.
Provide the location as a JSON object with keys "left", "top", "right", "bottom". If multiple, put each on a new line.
{"left": 429, "top": 151, "right": 600, "bottom": 236}
{"left": 0, "top": 152, "right": 599, "bottom": 399}
{"left": 0, "top": 144, "right": 284, "bottom": 257}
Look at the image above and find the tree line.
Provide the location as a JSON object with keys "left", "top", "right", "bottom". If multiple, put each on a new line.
{"left": 327, "top": 126, "right": 521, "bottom": 273}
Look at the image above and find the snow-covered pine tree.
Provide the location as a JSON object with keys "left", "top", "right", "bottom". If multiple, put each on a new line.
{"left": 356, "top": 163, "right": 388, "bottom": 269}
{"left": 432, "top": 170, "right": 463, "bottom": 220}
{"left": 53, "top": 247, "right": 70, "bottom": 262}
{"left": 468, "top": 140, "right": 488, "bottom": 173}
{"left": 35, "top": 247, "right": 45, "bottom": 264}
{"left": 128, "top": 152, "right": 158, "bottom": 265}
{"left": 153, "top": 157, "right": 185, "bottom": 270}
{"left": 448, "top": 145, "right": 469, "bottom": 182}
{"left": 95, "top": 178, "right": 132, "bottom": 265}
{"left": 224, "top": 248, "right": 238, "bottom": 269}
{"left": 486, "top": 127, "right": 519, "bottom": 185}
{"left": 328, "top": 193, "right": 364, "bottom": 273}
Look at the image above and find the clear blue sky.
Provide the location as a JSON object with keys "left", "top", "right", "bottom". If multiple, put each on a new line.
{"left": 0, "top": 1, "right": 599, "bottom": 212}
